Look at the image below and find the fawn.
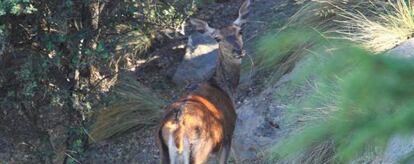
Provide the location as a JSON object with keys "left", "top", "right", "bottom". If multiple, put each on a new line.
{"left": 157, "top": 1, "right": 250, "bottom": 163}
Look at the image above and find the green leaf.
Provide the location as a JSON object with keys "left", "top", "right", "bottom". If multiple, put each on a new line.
{"left": 96, "top": 42, "right": 105, "bottom": 52}
{"left": 46, "top": 42, "right": 54, "bottom": 51}
{"left": 11, "top": 4, "right": 22, "bottom": 15}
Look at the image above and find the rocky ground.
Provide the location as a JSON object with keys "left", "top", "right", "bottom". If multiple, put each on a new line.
{"left": 84, "top": 127, "right": 160, "bottom": 164}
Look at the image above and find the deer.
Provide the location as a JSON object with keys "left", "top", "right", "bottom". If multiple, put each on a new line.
{"left": 157, "top": 0, "right": 250, "bottom": 163}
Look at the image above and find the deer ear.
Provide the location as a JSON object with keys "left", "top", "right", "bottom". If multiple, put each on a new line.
{"left": 190, "top": 18, "right": 216, "bottom": 36}
{"left": 233, "top": 0, "right": 251, "bottom": 26}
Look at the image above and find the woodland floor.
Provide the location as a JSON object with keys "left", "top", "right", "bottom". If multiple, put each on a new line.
{"left": 82, "top": 0, "right": 302, "bottom": 163}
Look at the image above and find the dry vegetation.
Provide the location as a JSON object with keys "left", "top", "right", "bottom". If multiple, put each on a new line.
{"left": 337, "top": 0, "right": 414, "bottom": 52}
{"left": 289, "top": 0, "right": 414, "bottom": 52}
{"left": 89, "top": 73, "right": 167, "bottom": 142}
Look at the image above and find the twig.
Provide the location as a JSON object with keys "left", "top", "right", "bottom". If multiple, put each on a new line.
{"left": 83, "top": 127, "right": 96, "bottom": 143}
{"left": 65, "top": 152, "right": 81, "bottom": 164}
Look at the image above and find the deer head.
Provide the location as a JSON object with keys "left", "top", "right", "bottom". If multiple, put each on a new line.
{"left": 190, "top": 0, "right": 250, "bottom": 97}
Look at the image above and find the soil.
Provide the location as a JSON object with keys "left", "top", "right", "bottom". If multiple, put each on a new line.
{"left": 82, "top": 0, "right": 302, "bottom": 163}
{"left": 84, "top": 127, "right": 160, "bottom": 164}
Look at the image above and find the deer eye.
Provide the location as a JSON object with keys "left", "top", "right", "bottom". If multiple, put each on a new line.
{"left": 238, "top": 31, "right": 243, "bottom": 35}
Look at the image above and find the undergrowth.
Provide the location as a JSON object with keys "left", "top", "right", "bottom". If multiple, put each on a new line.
{"left": 89, "top": 73, "right": 167, "bottom": 142}
{"left": 255, "top": 0, "right": 414, "bottom": 79}
{"left": 265, "top": 29, "right": 414, "bottom": 163}
{"left": 259, "top": 1, "right": 414, "bottom": 162}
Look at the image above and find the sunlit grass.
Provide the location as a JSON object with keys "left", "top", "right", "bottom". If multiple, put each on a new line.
{"left": 252, "top": 0, "right": 382, "bottom": 84}
{"left": 288, "top": 0, "right": 414, "bottom": 52}
{"left": 337, "top": 0, "right": 414, "bottom": 52}
{"left": 290, "top": 0, "right": 377, "bottom": 31}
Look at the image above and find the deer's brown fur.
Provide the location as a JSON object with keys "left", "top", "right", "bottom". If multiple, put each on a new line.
{"left": 158, "top": 83, "right": 236, "bottom": 164}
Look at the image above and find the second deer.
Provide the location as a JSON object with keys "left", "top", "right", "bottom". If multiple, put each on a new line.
{"left": 157, "top": 0, "right": 250, "bottom": 163}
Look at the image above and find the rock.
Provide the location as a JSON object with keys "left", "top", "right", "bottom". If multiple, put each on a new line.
{"left": 233, "top": 78, "right": 291, "bottom": 162}
{"left": 233, "top": 103, "right": 267, "bottom": 160}
{"left": 172, "top": 32, "right": 219, "bottom": 85}
{"left": 376, "top": 38, "right": 414, "bottom": 163}
{"left": 381, "top": 135, "right": 414, "bottom": 163}
{"left": 388, "top": 38, "right": 414, "bottom": 58}
{"left": 232, "top": 55, "right": 316, "bottom": 163}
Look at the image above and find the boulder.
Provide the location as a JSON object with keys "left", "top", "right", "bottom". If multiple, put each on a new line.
{"left": 381, "top": 135, "right": 414, "bottom": 163}
{"left": 388, "top": 38, "right": 414, "bottom": 58}
{"left": 172, "top": 32, "right": 219, "bottom": 85}
{"left": 233, "top": 72, "right": 299, "bottom": 163}
{"left": 377, "top": 38, "right": 414, "bottom": 163}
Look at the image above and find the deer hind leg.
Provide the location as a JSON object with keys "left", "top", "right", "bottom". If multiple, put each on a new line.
{"left": 192, "top": 139, "right": 214, "bottom": 164}
{"left": 218, "top": 141, "right": 231, "bottom": 164}
{"left": 158, "top": 132, "right": 171, "bottom": 164}
{"left": 182, "top": 136, "right": 191, "bottom": 164}
{"left": 167, "top": 134, "right": 178, "bottom": 164}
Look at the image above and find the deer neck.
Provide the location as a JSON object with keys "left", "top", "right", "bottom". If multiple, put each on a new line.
{"left": 210, "top": 45, "right": 241, "bottom": 99}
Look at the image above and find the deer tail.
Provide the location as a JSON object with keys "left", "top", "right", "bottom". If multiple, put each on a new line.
{"left": 159, "top": 105, "right": 187, "bottom": 164}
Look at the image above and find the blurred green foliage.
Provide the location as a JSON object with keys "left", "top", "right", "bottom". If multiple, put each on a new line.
{"left": 256, "top": 0, "right": 414, "bottom": 162}
{"left": 0, "top": 0, "right": 37, "bottom": 16}
{"left": 256, "top": 28, "right": 320, "bottom": 70}
{"left": 263, "top": 29, "right": 414, "bottom": 162}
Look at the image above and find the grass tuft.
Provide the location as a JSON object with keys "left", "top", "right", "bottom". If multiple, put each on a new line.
{"left": 337, "top": 0, "right": 414, "bottom": 52}
{"left": 290, "top": 0, "right": 378, "bottom": 31}
{"left": 89, "top": 73, "right": 167, "bottom": 142}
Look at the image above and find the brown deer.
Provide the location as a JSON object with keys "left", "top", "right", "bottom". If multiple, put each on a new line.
{"left": 157, "top": 0, "right": 250, "bottom": 163}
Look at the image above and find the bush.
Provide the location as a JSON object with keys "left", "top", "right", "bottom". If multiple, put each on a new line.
{"left": 259, "top": 2, "right": 414, "bottom": 162}
{"left": 0, "top": 0, "right": 198, "bottom": 162}
{"left": 264, "top": 29, "right": 414, "bottom": 163}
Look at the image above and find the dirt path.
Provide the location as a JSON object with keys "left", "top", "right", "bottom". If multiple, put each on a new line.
{"left": 83, "top": 0, "right": 302, "bottom": 163}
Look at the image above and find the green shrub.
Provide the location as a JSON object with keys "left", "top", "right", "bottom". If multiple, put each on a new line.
{"left": 264, "top": 29, "right": 414, "bottom": 163}
{"left": 0, "top": 0, "right": 197, "bottom": 162}
{"left": 0, "top": 0, "right": 37, "bottom": 16}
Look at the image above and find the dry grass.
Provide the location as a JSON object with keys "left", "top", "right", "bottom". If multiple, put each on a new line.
{"left": 253, "top": 0, "right": 375, "bottom": 84}
{"left": 289, "top": 0, "right": 378, "bottom": 31}
{"left": 337, "top": 0, "right": 414, "bottom": 52}
{"left": 293, "top": 140, "right": 336, "bottom": 164}
{"left": 290, "top": 0, "right": 414, "bottom": 52}
{"left": 89, "top": 73, "right": 167, "bottom": 142}
{"left": 111, "top": 24, "right": 153, "bottom": 70}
